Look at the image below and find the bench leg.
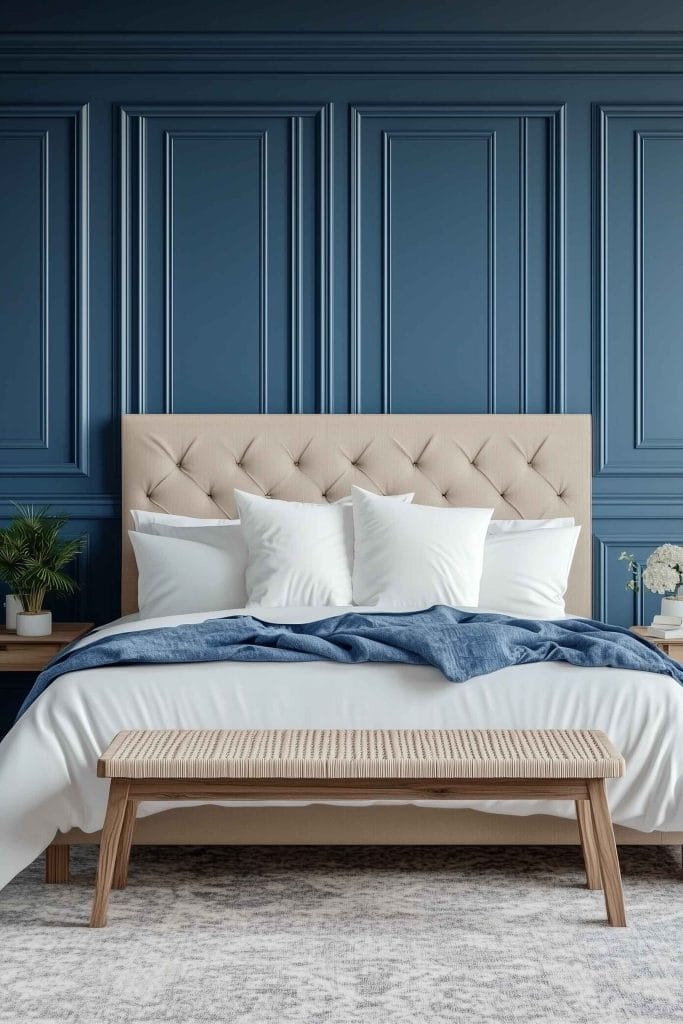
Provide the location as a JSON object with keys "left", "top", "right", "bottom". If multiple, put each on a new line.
{"left": 587, "top": 778, "right": 627, "bottom": 927}
{"left": 113, "top": 800, "right": 138, "bottom": 890}
{"left": 575, "top": 800, "right": 602, "bottom": 890}
{"left": 45, "top": 843, "right": 70, "bottom": 884}
{"left": 90, "top": 779, "right": 130, "bottom": 928}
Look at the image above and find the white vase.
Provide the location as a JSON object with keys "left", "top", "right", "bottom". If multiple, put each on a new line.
{"left": 16, "top": 610, "right": 52, "bottom": 637}
{"left": 4, "top": 594, "right": 23, "bottom": 631}
{"left": 661, "top": 586, "right": 683, "bottom": 618}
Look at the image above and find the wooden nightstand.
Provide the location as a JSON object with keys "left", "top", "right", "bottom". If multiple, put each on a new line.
{"left": 0, "top": 622, "right": 93, "bottom": 672}
{"left": 630, "top": 626, "right": 683, "bottom": 664}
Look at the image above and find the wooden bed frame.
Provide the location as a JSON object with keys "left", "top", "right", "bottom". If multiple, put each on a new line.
{"left": 46, "top": 414, "right": 683, "bottom": 880}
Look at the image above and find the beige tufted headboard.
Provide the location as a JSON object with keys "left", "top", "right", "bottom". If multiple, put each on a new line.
{"left": 122, "top": 414, "right": 592, "bottom": 617}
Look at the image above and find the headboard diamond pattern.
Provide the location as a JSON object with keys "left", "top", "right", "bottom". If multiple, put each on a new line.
{"left": 122, "top": 414, "right": 591, "bottom": 616}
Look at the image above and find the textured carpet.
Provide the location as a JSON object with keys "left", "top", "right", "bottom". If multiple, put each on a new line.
{"left": 0, "top": 844, "right": 681, "bottom": 1024}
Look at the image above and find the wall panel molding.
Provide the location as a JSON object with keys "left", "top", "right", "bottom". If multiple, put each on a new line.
{"left": 0, "top": 125, "right": 47, "bottom": 451}
{"left": 0, "top": 496, "right": 118, "bottom": 519}
{"left": 350, "top": 103, "right": 565, "bottom": 414}
{"left": 380, "top": 127, "right": 497, "bottom": 414}
{"left": 120, "top": 103, "right": 332, "bottom": 415}
{"left": 593, "top": 495, "right": 683, "bottom": 519}
{"left": 517, "top": 116, "right": 528, "bottom": 412}
{"left": 595, "top": 103, "right": 683, "bottom": 477}
{"left": 548, "top": 103, "right": 566, "bottom": 414}
{"left": 289, "top": 117, "right": 303, "bottom": 413}
{"left": 7, "top": 33, "right": 683, "bottom": 74}
{"left": 162, "top": 127, "right": 269, "bottom": 414}
{"left": 594, "top": 103, "right": 609, "bottom": 475}
{"left": 594, "top": 536, "right": 640, "bottom": 624}
{"left": 0, "top": 103, "right": 89, "bottom": 477}
{"left": 634, "top": 128, "right": 683, "bottom": 450}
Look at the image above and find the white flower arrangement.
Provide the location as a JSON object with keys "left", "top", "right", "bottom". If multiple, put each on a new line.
{"left": 620, "top": 544, "right": 683, "bottom": 595}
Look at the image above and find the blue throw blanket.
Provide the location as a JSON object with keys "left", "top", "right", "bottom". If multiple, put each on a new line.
{"left": 15, "top": 606, "right": 683, "bottom": 721}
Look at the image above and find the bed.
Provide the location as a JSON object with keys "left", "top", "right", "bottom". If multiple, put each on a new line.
{"left": 1, "top": 413, "right": 682, "bottom": 891}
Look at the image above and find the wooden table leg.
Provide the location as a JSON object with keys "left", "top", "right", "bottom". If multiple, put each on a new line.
{"left": 90, "top": 779, "right": 130, "bottom": 928}
{"left": 113, "top": 800, "right": 138, "bottom": 890}
{"left": 587, "top": 778, "right": 627, "bottom": 927}
{"left": 45, "top": 844, "right": 70, "bottom": 884}
{"left": 576, "top": 799, "right": 602, "bottom": 890}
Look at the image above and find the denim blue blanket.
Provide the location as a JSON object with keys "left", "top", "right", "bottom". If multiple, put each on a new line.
{"left": 15, "top": 606, "right": 683, "bottom": 721}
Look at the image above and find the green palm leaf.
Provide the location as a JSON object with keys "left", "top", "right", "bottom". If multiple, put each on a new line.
{"left": 0, "top": 505, "right": 84, "bottom": 613}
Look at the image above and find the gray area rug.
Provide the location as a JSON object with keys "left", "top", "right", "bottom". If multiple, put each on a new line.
{"left": 0, "top": 844, "right": 681, "bottom": 1024}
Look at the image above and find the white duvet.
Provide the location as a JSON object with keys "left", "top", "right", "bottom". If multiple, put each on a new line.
{"left": 1, "top": 605, "right": 683, "bottom": 891}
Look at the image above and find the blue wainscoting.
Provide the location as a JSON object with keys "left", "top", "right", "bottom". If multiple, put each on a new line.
{"left": 1, "top": 34, "right": 683, "bottom": 633}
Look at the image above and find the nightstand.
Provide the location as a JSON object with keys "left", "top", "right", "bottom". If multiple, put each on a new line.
{"left": 0, "top": 622, "right": 93, "bottom": 672}
{"left": 630, "top": 626, "right": 683, "bottom": 665}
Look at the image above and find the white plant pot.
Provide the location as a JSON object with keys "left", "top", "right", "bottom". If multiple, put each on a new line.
{"left": 661, "top": 587, "right": 683, "bottom": 618}
{"left": 16, "top": 610, "right": 52, "bottom": 637}
{"left": 4, "top": 594, "right": 23, "bottom": 631}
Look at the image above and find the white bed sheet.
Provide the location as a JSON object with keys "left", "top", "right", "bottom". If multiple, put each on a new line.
{"left": 1, "top": 605, "right": 683, "bottom": 891}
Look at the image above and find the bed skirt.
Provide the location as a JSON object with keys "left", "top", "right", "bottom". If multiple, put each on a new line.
{"left": 50, "top": 805, "right": 683, "bottom": 847}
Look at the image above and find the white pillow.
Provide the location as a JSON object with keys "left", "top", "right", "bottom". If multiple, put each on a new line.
{"left": 352, "top": 486, "right": 493, "bottom": 608}
{"left": 236, "top": 490, "right": 350, "bottom": 606}
{"left": 235, "top": 488, "right": 414, "bottom": 606}
{"left": 478, "top": 525, "right": 581, "bottom": 619}
{"left": 129, "top": 531, "right": 247, "bottom": 618}
{"left": 131, "top": 509, "right": 232, "bottom": 529}
{"left": 487, "top": 517, "right": 574, "bottom": 535}
{"left": 334, "top": 490, "right": 413, "bottom": 570}
{"left": 139, "top": 522, "right": 248, "bottom": 598}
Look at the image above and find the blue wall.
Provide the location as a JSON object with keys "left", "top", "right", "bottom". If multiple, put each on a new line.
{"left": 2, "top": 27, "right": 683, "bottom": 629}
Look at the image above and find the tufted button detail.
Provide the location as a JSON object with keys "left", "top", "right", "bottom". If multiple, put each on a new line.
{"left": 127, "top": 431, "right": 578, "bottom": 563}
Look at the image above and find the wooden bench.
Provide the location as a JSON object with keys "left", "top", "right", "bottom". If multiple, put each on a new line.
{"left": 91, "top": 727, "right": 627, "bottom": 928}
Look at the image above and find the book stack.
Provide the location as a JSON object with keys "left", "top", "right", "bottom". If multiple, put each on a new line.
{"left": 646, "top": 614, "right": 683, "bottom": 639}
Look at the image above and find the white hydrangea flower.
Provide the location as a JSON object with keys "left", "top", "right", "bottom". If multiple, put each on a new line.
{"left": 647, "top": 543, "right": 683, "bottom": 567}
{"left": 642, "top": 561, "right": 681, "bottom": 595}
{"left": 622, "top": 542, "right": 683, "bottom": 594}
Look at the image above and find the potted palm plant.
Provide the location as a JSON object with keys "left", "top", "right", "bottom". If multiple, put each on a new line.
{"left": 0, "top": 505, "right": 84, "bottom": 636}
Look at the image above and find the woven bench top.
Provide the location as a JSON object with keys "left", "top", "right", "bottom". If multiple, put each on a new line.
{"left": 97, "top": 728, "right": 624, "bottom": 781}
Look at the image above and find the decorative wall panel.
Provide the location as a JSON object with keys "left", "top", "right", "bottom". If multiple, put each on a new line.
{"left": 0, "top": 104, "right": 89, "bottom": 476}
{"left": 350, "top": 105, "right": 565, "bottom": 415}
{"left": 596, "top": 104, "right": 683, "bottom": 476}
{"left": 120, "top": 104, "right": 332, "bottom": 416}
{"left": 0, "top": 38, "right": 682, "bottom": 628}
